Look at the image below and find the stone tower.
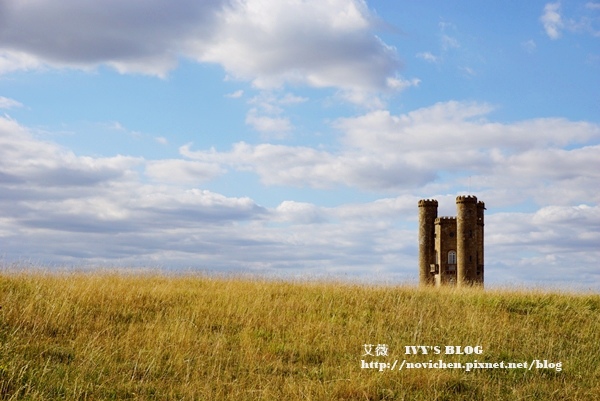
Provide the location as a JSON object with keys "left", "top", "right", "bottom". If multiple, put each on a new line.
{"left": 418, "top": 196, "right": 485, "bottom": 287}
{"left": 418, "top": 199, "right": 438, "bottom": 285}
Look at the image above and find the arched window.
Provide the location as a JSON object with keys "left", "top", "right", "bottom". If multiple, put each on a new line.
{"left": 448, "top": 251, "right": 457, "bottom": 265}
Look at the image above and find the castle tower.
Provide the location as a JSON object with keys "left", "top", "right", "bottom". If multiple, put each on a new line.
{"left": 418, "top": 199, "right": 438, "bottom": 285}
{"left": 456, "top": 195, "right": 479, "bottom": 287}
{"left": 418, "top": 196, "right": 485, "bottom": 287}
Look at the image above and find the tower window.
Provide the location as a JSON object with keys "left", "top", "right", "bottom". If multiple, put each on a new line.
{"left": 448, "top": 251, "right": 457, "bottom": 264}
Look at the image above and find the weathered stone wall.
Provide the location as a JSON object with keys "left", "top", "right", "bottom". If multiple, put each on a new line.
{"left": 456, "top": 195, "right": 479, "bottom": 287}
{"left": 476, "top": 201, "right": 485, "bottom": 284}
{"left": 435, "top": 217, "right": 457, "bottom": 285}
{"left": 418, "top": 199, "right": 437, "bottom": 285}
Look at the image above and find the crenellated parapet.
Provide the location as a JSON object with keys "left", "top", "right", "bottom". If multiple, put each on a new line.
{"left": 477, "top": 201, "right": 485, "bottom": 226}
{"left": 456, "top": 195, "right": 478, "bottom": 204}
{"left": 418, "top": 199, "right": 439, "bottom": 207}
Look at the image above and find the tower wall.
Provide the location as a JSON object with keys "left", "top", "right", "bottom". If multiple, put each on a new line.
{"left": 476, "top": 201, "right": 485, "bottom": 285}
{"left": 456, "top": 195, "right": 478, "bottom": 286}
{"left": 434, "top": 217, "right": 457, "bottom": 286}
{"left": 418, "top": 199, "right": 438, "bottom": 285}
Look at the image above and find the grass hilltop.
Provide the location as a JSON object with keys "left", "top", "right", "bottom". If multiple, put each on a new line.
{"left": 1, "top": 272, "right": 599, "bottom": 400}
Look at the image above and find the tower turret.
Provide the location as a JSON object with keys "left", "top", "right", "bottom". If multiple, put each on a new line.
{"left": 456, "top": 195, "right": 478, "bottom": 286}
{"left": 418, "top": 199, "right": 438, "bottom": 285}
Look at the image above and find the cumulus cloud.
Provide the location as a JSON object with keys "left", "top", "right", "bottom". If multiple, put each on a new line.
{"left": 0, "top": 116, "right": 266, "bottom": 257}
{"left": 245, "top": 109, "right": 293, "bottom": 137}
{"left": 181, "top": 141, "right": 435, "bottom": 190}
{"left": 1, "top": 107, "right": 599, "bottom": 287}
{"left": 179, "top": 101, "right": 600, "bottom": 202}
{"left": 195, "top": 0, "right": 400, "bottom": 92}
{"left": 275, "top": 201, "right": 326, "bottom": 224}
{"left": 2, "top": 1, "right": 598, "bottom": 287}
{"left": 484, "top": 206, "right": 600, "bottom": 288}
{"left": 0, "top": 0, "right": 403, "bottom": 98}
{"left": 540, "top": 1, "right": 600, "bottom": 39}
{"left": 0, "top": 114, "right": 416, "bottom": 278}
{"left": 0, "top": 50, "right": 43, "bottom": 75}
{"left": 145, "top": 159, "right": 225, "bottom": 184}
{"left": 541, "top": 2, "right": 564, "bottom": 39}
{"left": 0, "top": 116, "right": 410, "bottom": 276}
{"left": 178, "top": 99, "right": 600, "bottom": 286}
{"left": 0, "top": 0, "right": 222, "bottom": 75}
{"left": 337, "top": 102, "right": 598, "bottom": 152}
{"left": 0, "top": 116, "right": 141, "bottom": 190}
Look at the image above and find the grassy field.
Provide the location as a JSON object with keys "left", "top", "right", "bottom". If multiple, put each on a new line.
{"left": 0, "top": 271, "right": 599, "bottom": 400}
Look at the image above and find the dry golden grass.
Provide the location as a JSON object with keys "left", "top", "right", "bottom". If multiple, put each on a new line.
{"left": 0, "top": 271, "right": 599, "bottom": 400}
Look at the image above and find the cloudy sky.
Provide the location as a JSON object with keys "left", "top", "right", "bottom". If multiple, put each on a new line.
{"left": 1, "top": 0, "right": 599, "bottom": 289}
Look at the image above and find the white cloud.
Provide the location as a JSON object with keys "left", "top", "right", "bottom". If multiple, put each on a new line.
{"left": 0, "top": 115, "right": 269, "bottom": 267}
{"left": 180, "top": 101, "right": 600, "bottom": 210}
{"left": 0, "top": 96, "right": 23, "bottom": 109}
{"left": 279, "top": 93, "right": 308, "bottom": 104}
{"left": 243, "top": 91, "right": 310, "bottom": 136}
{"left": 1, "top": 112, "right": 600, "bottom": 288}
{"left": 275, "top": 201, "right": 325, "bottom": 224}
{"left": 1, "top": 116, "right": 412, "bottom": 276}
{"left": 0, "top": 0, "right": 221, "bottom": 73}
{"left": 541, "top": 2, "right": 564, "bottom": 39}
{"left": 521, "top": 39, "right": 537, "bottom": 53}
{"left": 532, "top": 204, "right": 600, "bottom": 225}
{"left": 0, "top": 50, "right": 43, "bottom": 75}
{"left": 540, "top": 1, "right": 600, "bottom": 39}
{"left": 441, "top": 34, "right": 460, "bottom": 50}
{"left": 485, "top": 206, "right": 600, "bottom": 288}
{"left": 195, "top": 0, "right": 397, "bottom": 90}
{"left": 181, "top": 140, "right": 435, "bottom": 190}
{"left": 0, "top": 116, "right": 142, "bottom": 189}
{"left": 145, "top": 159, "right": 224, "bottom": 184}
{"left": 336, "top": 102, "right": 598, "bottom": 152}
{"left": 386, "top": 76, "right": 421, "bottom": 91}
{"left": 460, "top": 66, "right": 476, "bottom": 76}
{"left": 245, "top": 109, "right": 292, "bottom": 137}
{"left": 417, "top": 21, "right": 473, "bottom": 71}
{"left": 225, "top": 90, "right": 244, "bottom": 98}
{"left": 416, "top": 52, "right": 440, "bottom": 63}
{"left": 332, "top": 195, "right": 416, "bottom": 221}
{"left": 0, "top": 0, "right": 402, "bottom": 101}
{"left": 587, "top": 2, "right": 600, "bottom": 10}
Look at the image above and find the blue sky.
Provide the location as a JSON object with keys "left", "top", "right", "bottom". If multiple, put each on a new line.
{"left": 1, "top": 0, "right": 599, "bottom": 289}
